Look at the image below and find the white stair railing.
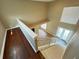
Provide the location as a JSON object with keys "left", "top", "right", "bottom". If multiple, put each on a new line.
{"left": 17, "top": 19, "right": 38, "bottom": 52}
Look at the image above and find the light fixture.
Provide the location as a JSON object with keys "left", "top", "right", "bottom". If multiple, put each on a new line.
{"left": 11, "top": 29, "right": 13, "bottom": 35}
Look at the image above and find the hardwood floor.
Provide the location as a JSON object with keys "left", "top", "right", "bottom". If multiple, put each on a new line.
{"left": 3, "top": 27, "right": 45, "bottom": 59}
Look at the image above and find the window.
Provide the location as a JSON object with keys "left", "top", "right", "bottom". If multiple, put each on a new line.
{"left": 41, "top": 23, "right": 47, "bottom": 30}
{"left": 56, "top": 27, "right": 73, "bottom": 42}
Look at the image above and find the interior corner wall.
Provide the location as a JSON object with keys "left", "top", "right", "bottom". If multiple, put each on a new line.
{"left": 0, "top": 21, "right": 5, "bottom": 56}
{"left": 46, "top": 20, "right": 59, "bottom": 35}
{"left": 46, "top": 0, "right": 65, "bottom": 35}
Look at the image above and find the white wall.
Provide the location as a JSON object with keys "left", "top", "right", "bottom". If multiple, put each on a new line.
{"left": 0, "top": 21, "right": 5, "bottom": 57}
{"left": 46, "top": 0, "right": 65, "bottom": 35}
{"left": 0, "top": 0, "right": 48, "bottom": 28}
{"left": 63, "top": 28, "right": 79, "bottom": 59}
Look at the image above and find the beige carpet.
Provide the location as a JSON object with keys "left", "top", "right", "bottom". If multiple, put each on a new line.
{"left": 40, "top": 44, "right": 66, "bottom": 59}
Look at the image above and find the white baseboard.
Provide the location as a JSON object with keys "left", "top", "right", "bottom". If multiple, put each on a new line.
{"left": 6, "top": 26, "right": 19, "bottom": 30}
{"left": 0, "top": 30, "right": 7, "bottom": 59}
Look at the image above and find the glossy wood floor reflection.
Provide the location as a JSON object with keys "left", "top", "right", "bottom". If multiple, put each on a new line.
{"left": 3, "top": 28, "right": 45, "bottom": 59}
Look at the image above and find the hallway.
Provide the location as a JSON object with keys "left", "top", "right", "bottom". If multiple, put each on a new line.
{"left": 3, "top": 28, "right": 44, "bottom": 59}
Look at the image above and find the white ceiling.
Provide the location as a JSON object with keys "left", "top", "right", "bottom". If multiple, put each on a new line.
{"left": 61, "top": 7, "right": 79, "bottom": 24}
